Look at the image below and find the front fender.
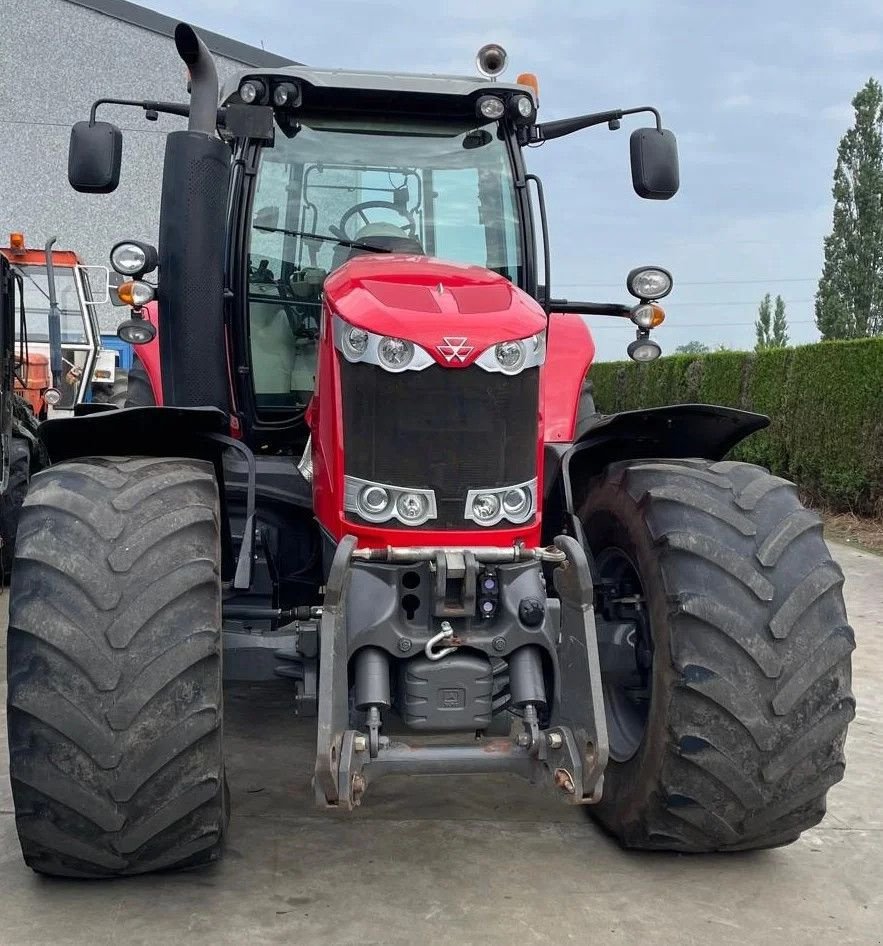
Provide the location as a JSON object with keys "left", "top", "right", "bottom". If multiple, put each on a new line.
{"left": 542, "top": 403, "right": 769, "bottom": 544}
{"left": 39, "top": 405, "right": 228, "bottom": 464}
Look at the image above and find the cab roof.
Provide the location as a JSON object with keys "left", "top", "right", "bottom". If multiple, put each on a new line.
{"left": 220, "top": 65, "right": 537, "bottom": 106}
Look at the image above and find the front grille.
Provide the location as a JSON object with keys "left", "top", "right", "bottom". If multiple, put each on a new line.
{"left": 341, "top": 361, "right": 538, "bottom": 528}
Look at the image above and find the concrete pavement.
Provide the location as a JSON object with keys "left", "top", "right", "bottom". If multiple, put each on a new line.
{"left": 0, "top": 541, "right": 880, "bottom": 946}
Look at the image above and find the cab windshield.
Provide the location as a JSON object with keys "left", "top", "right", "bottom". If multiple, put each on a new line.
{"left": 247, "top": 115, "right": 523, "bottom": 411}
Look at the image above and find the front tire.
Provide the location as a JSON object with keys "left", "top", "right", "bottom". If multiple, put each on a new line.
{"left": 580, "top": 459, "right": 854, "bottom": 851}
{"left": 7, "top": 456, "right": 227, "bottom": 877}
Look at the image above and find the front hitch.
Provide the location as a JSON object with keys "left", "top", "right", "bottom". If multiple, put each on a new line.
{"left": 313, "top": 535, "right": 609, "bottom": 810}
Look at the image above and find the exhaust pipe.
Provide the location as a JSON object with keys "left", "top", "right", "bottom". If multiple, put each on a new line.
{"left": 156, "top": 23, "right": 230, "bottom": 411}
{"left": 174, "top": 23, "right": 219, "bottom": 136}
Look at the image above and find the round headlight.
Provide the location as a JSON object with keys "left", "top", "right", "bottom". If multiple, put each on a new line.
{"left": 272, "top": 81, "right": 300, "bottom": 107}
{"left": 377, "top": 337, "right": 414, "bottom": 371}
{"left": 43, "top": 387, "right": 62, "bottom": 406}
{"left": 110, "top": 242, "right": 147, "bottom": 276}
{"left": 626, "top": 266, "right": 673, "bottom": 300}
{"left": 627, "top": 337, "right": 662, "bottom": 363}
{"left": 239, "top": 79, "right": 266, "bottom": 104}
{"left": 477, "top": 95, "right": 505, "bottom": 120}
{"left": 502, "top": 487, "right": 530, "bottom": 519}
{"left": 494, "top": 339, "right": 526, "bottom": 373}
{"left": 630, "top": 303, "right": 666, "bottom": 329}
{"left": 472, "top": 493, "right": 501, "bottom": 523}
{"left": 342, "top": 326, "right": 370, "bottom": 360}
{"left": 359, "top": 484, "right": 390, "bottom": 516}
{"left": 516, "top": 95, "right": 534, "bottom": 118}
{"left": 117, "top": 318, "right": 157, "bottom": 345}
{"left": 396, "top": 492, "right": 428, "bottom": 523}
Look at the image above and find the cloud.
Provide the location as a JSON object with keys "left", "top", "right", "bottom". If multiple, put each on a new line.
{"left": 817, "top": 26, "right": 883, "bottom": 57}
{"left": 720, "top": 93, "right": 754, "bottom": 109}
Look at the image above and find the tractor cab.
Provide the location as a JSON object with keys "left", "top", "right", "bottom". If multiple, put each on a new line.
{"left": 220, "top": 63, "right": 676, "bottom": 443}
{"left": 239, "top": 79, "right": 528, "bottom": 416}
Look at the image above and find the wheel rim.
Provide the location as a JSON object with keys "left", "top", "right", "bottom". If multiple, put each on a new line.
{"left": 595, "top": 546, "right": 653, "bottom": 762}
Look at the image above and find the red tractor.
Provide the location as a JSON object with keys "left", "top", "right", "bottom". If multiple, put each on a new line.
{"left": 6, "top": 26, "right": 853, "bottom": 878}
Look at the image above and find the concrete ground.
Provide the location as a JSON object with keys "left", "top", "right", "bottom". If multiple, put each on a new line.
{"left": 0, "top": 542, "right": 880, "bottom": 946}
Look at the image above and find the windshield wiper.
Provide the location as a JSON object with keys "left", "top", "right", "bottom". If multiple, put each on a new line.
{"left": 253, "top": 225, "right": 392, "bottom": 254}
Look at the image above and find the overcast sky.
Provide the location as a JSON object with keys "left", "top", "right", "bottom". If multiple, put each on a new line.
{"left": 146, "top": 0, "right": 882, "bottom": 361}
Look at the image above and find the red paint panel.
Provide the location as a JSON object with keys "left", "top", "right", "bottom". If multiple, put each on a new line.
{"left": 135, "top": 301, "right": 163, "bottom": 406}
{"left": 325, "top": 255, "right": 546, "bottom": 369}
{"left": 543, "top": 314, "right": 595, "bottom": 443}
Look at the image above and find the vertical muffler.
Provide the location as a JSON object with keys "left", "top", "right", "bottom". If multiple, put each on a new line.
{"left": 157, "top": 23, "right": 231, "bottom": 410}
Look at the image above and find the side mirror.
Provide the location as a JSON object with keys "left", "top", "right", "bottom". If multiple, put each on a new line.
{"left": 68, "top": 121, "right": 122, "bottom": 194}
{"left": 630, "top": 127, "right": 679, "bottom": 200}
{"left": 252, "top": 206, "right": 279, "bottom": 230}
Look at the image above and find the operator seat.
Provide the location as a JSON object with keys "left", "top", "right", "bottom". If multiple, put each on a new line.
{"left": 330, "top": 222, "right": 424, "bottom": 271}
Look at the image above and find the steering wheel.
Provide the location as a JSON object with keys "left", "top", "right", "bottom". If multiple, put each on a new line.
{"left": 333, "top": 200, "right": 417, "bottom": 242}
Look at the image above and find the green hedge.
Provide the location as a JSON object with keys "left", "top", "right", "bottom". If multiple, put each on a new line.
{"left": 590, "top": 338, "right": 883, "bottom": 516}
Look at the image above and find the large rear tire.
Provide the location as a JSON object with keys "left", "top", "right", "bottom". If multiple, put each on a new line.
{"left": 7, "top": 456, "right": 227, "bottom": 877}
{"left": 579, "top": 458, "right": 854, "bottom": 851}
{"left": 91, "top": 373, "right": 129, "bottom": 408}
{"left": 124, "top": 357, "right": 156, "bottom": 408}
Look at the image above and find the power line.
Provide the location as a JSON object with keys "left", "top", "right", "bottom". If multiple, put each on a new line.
{"left": 588, "top": 319, "right": 817, "bottom": 329}
{"left": 665, "top": 298, "right": 814, "bottom": 307}
{"left": 0, "top": 118, "right": 174, "bottom": 135}
{"left": 556, "top": 277, "right": 817, "bottom": 287}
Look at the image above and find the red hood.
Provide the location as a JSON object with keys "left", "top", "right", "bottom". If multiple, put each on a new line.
{"left": 323, "top": 255, "right": 546, "bottom": 368}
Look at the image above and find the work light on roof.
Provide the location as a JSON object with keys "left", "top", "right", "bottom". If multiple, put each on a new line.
{"left": 272, "top": 81, "right": 301, "bottom": 108}
{"left": 239, "top": 78, "right": 268, "bottom": 104}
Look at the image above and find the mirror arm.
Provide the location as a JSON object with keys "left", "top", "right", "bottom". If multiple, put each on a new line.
{"left": 535, "top": 105, "right": 662, "bottom": 142}
{"left": 88, "top": 97, "right": 228, "bottom": 129}
{"left": 89, "top": 98, "right": 190, "bottom": 123}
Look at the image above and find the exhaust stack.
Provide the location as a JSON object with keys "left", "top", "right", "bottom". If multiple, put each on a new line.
{"left": 156, "top": 23, "right": 231, "bottom": 411}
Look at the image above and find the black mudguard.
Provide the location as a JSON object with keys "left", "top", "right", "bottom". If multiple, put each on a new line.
{"left": 39, "top": 405, "right": 228, "bottom": 463}
{"left": 38, "top": 405, "right": 239, "bottom": 578}
{"left": 542, "top": 403, "right": 769, "bottom": 545}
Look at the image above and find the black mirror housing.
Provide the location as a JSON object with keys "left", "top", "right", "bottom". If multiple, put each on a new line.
{"left": 630, "top": 127, "right": 679, "bottom": 200}
{"left": 68, "top": 121, "right": 122, "bottom": 194}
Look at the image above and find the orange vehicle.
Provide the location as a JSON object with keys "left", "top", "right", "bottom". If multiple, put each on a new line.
{"left": 0, "top": 232, "right": 115, "bottom": 416}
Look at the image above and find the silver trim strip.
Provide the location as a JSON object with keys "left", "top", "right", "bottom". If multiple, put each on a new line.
{"left": 344, "top": 475, "right": 437, "bottom": 527}
{"left": 333, "top": 315, "right": 434, "bottom": 373}
{"left": 464, "top": 478, "right": 537, "bottom": 527}
{"left": 474, "top": 331, "right": 546, "bottom": 375}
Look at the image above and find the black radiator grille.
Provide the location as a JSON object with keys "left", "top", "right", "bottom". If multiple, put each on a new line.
{"left": 341, "top": 361, "right": 539, "bottom": 528}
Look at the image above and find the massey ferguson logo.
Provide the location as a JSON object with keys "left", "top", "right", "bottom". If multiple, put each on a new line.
{"left": 437, "top": 337, "right": 474, "bottom": 363}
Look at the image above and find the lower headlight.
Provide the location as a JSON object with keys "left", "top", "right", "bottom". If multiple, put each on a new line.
{"left": 502, "top": 487, "right": 530, "bottom": 518}
{"left": 378, "top": 336, "right": 415, "bottom": 371}
{"left": 43, "top": 387, "right": 62, "bottom": 406}
{"left": 472, "top": 493, "right": 502, "bottom": 522}
{"left": 344, "top": 476, "right": 437, "bottom": 526}
{"left": 359, "top": 484, "right": 390, "bottom": 516}
{"left": 396, "top": 492, "right": 429, "bottom": 522}
{"left": 466, "top": 479, "right": 536, "bottom": 526}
